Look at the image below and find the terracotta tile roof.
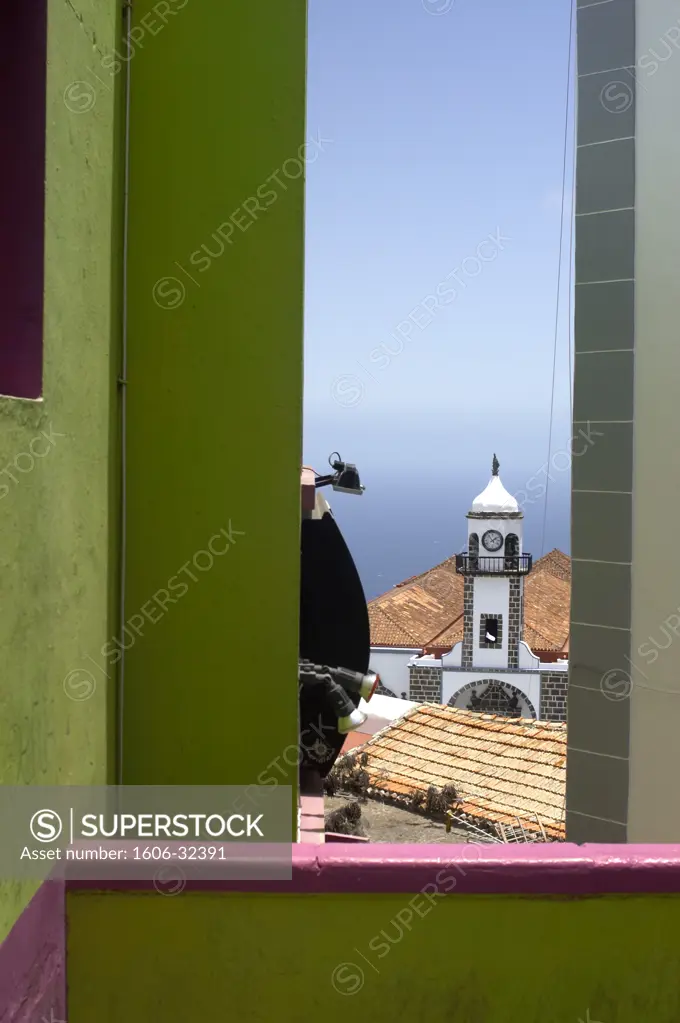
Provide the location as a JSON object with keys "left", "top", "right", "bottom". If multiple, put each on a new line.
{"left": 340, "top": 704, "right": 566, "bottom": 839}
{"left": 368, "top": 604, "right": 421, "bottom": 647}
{"left": 369, "top": 548, "right": 570, "bottom": 653}
{"left": 369, "top": 576, "right": 463, "bottom": 647}
{"left": 522, "top": 569, "right": 571, "bottom": 652}
{"left": 532, "top": 547, "right": 571, "bottom": 583}
{"left": 369, "top": 559, "right": 464, "bottom": 647}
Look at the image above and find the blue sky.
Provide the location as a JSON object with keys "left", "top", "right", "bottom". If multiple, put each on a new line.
{"left": 303, "top": 0, "right": 576, "bottom": 592}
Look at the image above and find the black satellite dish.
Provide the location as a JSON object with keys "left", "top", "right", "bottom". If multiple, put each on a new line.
{"left": 298, "top": 463, "right": 370, "bottom": 777}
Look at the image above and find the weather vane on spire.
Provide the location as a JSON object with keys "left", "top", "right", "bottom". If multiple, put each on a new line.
{"left": 492, "top": 454, "right": 500, "bottom": 476}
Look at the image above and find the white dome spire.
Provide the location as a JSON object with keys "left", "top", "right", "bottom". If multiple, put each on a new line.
{"left": 470, "top": 455, "right": 519, "bottom": 514}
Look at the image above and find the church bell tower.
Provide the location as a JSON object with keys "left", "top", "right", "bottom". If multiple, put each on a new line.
{"left": 456, "top": 456, "right": 533, "bottom": 671}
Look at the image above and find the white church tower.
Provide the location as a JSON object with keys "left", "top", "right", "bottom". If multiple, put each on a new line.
{"left": 461, "top": 453, "right": 528, "bottom": 672}
{"left": 440, "top": 455, "right": 543, "bottom": 717}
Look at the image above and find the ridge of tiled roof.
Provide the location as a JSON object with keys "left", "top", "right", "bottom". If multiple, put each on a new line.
{"left": 339, "top": 704, "right": 566, "bottom": 839}
{"left": 368, "top": 549, "right": 570, "bottom": 652}
{"left": 391, "top": 555, "right": 459, "bottom": 591}
{"left": 532, "top": 548, "right": 571, "bottom": 582}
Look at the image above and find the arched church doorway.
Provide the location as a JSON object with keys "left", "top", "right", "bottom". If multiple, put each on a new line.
{"left": 448, "top": 679, "right": 536, "bottom": 720}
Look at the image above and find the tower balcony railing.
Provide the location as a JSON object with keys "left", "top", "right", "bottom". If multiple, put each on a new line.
{"left": 455, "top": 554, "right": 533, "bottom": 576}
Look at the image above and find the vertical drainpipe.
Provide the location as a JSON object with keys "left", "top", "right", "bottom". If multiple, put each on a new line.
{"left": 117, "top": 0, "right": 132, "bottom": 785}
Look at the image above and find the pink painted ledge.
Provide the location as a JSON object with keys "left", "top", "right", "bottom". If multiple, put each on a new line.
{"left": 298, "top": 768, "right": 325, "bottom": 844}
{"left": 64, "top": 843, "right": 680, "bottom": 895}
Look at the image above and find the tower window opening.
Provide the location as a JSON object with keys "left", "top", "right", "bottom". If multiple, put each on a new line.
{"left": 505, "top": 533, "right": 519, "bottom": 571}
{"left": 469, "top": 532, "right": 479, "bottom": 570}
{"left": 480, "top": 615, "right": 502, "bottom": 648}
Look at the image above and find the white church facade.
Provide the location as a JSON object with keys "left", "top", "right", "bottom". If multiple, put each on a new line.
{"left": 369, "top": 457, "right": 569, "bottom": 722}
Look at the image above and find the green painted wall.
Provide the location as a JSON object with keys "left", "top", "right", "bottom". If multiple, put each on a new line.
{"left": 122, "top": 1, "right": 305, "bottom": 795}
{"left": 0, "top": 0, "right": 121, "bottom": 940}
{"left": 68, "top": 890, "right": 680, "bottom": 1021}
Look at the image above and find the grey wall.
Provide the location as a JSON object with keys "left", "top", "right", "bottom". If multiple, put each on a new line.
{"left": 627, "top": 0, "right": 680, "bottom": 840}
{"left": 567, "top": 0, "right": 636, "bottom": 843}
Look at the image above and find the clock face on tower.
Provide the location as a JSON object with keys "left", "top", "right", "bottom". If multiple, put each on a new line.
{"left": 482, "top": 529, "right": 503, "bottom": 552}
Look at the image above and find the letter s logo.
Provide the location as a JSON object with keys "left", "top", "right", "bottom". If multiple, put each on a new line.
{"left": 599, "top": 81, "right": 633, "bottom": 115}
{"left": 30, "top": 809, "right": 63, "bottom": 843}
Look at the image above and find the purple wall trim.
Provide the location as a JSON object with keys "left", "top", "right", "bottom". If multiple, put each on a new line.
{"left": 0, "top": 4, "right": 47, "bottom": 399}
{"left": 0, "top": 882, "right": 66, "bottom": 1023}
{"left": 65, "top": 843, "right": 680, "bottom": 896}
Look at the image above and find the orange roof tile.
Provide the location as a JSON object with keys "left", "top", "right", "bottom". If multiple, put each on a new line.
{"left": 369, "top": 548, "right": 570, "bottom": 653}
{"left": 522, "top": 569, "right": 571, "bottom": 652}
{"left": 339, "top": 704, "right": 566, "bottom": 839}
{"left": 368, "top": 604, "right": 421, "bottom": 647}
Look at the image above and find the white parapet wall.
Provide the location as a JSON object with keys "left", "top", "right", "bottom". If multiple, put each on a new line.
{"left": 369, "top": 646, "right": 422, "bottom": 698}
